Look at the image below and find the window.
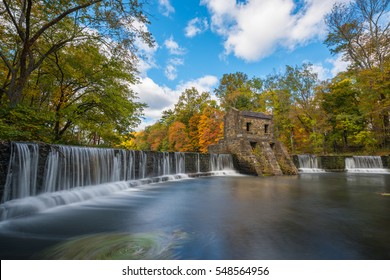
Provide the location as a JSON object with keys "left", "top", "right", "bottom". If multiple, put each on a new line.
{"left": 246, "top": 122, "right": 252, "bottom": 132}
{"left": 250, "top": 142, "right": 257, "bottom": 149}
{"left": 264, "top": 124, "right": 269, "bottom": 134}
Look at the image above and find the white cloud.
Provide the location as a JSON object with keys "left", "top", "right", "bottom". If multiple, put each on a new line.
{"left": 326, "top": 54, "right": 350, "bottom": 77}
{"left": 201, "top": 0, "right": 348, "bottom": 61}
{"left": 165, "top": 64, "right": 178, "bottom": 80}
{"left": 158, "top": 0, "right": 175, "bottom": 17}
{"left": 177, "top": 75, "right": 219, "bottom": 94}
{"left": 164, "top": 58, "right": 184, "bottom": 80}
{"left": 185, "top": 17, "right": 209, "bottom": 37}
{"left": 307, "top": 54, "right": 351, "bottom": 81}
{"left": 164, "top": 35, "right": 185, "bottom": 55}
{"left": 129, "top": 20, "right": 159, "bottom": 77}
{"left": 163, "top": 36, "right": 186, "bottom": 80}
{"left": 132, "top": 75, "right": 219, "bottom": 129}
{"left": 310, "top": 63, "right": 331, "bottom": 81}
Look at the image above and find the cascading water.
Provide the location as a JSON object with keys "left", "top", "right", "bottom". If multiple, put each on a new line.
{"left": 297, "top": 155, "right": 325, "bottom": 173}
{"left": 175, "top": 152, "right": 185, "bottom": 174}
{"left": 196, "top": 153, "right": 200, "bottom": 173}
{"left": 2, "top": 142, "right": 39, "bottom": 202}
{"left": 210, "top": 154, "right": 235, "bottom": 174}
{"left": 139, "top": 151, "right": 147, "bottom": 179}
{"left": 345, "top": 156, "right": 389, "bottom": 173}
{"left": 43, "top": 145, "right": 126, "bottom": 192}
{"left": 0, "top": 142, "right": 236, "bottom": 220}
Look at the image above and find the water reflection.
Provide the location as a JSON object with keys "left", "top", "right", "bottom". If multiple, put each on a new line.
{"left": 0, "top": 173, "right": 389, "bottom": 259}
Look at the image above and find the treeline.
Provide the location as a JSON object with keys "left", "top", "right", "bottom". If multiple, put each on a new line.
{"left": 122, "top": 88, "right": 224, "bottom": 153}
{"left": 129, "top": 0, "right": 389, "bottom": 154}
{"left": 125, "top": 61, "right": 389, "bottom": 154}
{"left": 0, "top": 0, "right": 389, "bottom": 154}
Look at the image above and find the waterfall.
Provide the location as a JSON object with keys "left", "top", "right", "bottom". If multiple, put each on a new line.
{"left": 210, "top": 154, "right": 234, "bottom": 171}
{"left": 2, "top": 142, "right": 39, "bottom": 202}
{"left": 139, "top": 151, "right": 147, "bottom": 179}
{"left": 345, "top": 156, "right": 388, "bottom": 173}
{"left": 175, "top": 152, "right": 185, "bottom": 174}
{"left": 42, "top": 145, "right": 127, "bottom": 192}
{"left": 158, "top": 152, "right": 171, "bottom": 176}
{"left": 297, "top": 155, "right": 325, "bottom": 173}
{"left": 196, "top": 153, "right": 200, "bottom": 173}
{"left": 0, "top": 143, "right": 237, "bottom": 220}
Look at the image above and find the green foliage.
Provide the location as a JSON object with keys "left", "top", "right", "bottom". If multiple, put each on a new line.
{"left": 214, "top": 72, "right": 265, "bottom": 111}
{"left": 0, "top": 105, "right": 53, "bottom": 142}
{"left": 0, "top": 1, "right": 150, "bottom": 146}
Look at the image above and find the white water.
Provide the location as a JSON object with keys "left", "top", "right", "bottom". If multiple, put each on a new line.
{"left": 175, "top": 152, "right": 185, "bottom": 174}
{"left": 345, "top": 156, "right": 389, "bottom": 174}
{"left": 297, "top": 155, "right": 325, "bottom": 173}
{"left": 210, "top": 154, "right": 235, "bottom": 171}
{"left": 2, "top": 143, "right": 39, "bottom": 202}
{"left": 0, "top": 143, "right": 235, "bottom": 220}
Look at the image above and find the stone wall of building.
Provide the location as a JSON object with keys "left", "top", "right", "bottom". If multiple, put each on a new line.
{"left": 210, "top": 108, "right": 298, "bottom": 176}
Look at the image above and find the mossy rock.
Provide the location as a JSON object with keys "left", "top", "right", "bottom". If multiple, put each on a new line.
{"left": 36, "top": 230, "right": 189, "bottom": 260}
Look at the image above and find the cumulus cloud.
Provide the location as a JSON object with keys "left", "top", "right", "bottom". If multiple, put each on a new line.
{"left": 165, "top": 58, "right": 184, "bottom": 80}
{"left": 185, "top": 17, "right": 209, "bottom": 37}
{"left": 201, "top": 0, "right": 349, "bottom": 61}
{"left": 164, "top": 35, "right": 185, "bottom": 55}
{"left": 309, "top": 63, "right": 332, "bottom": 81}
{"left": 163, "top": 36, "right": 186, "bottom": 80}
{"left": 307, "top": 54, "right": 351, "bottom": 81}
{"left": 130, "top": 20, "right": 159, "bottom": 77}
{"left": 326, "top": 54, "right": 350, "bottom": 77}
{"left": 158, "top": 0, "right": 175, "bottom": 17}
{"left": 131, "top": 75, "right": 219, "bottom": 129}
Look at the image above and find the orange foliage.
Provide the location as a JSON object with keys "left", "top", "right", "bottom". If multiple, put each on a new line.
{"left": 168, "top": 121, "right": 191, "bottom": 152}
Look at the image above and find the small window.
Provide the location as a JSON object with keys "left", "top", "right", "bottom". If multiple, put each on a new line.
{"left": 246, "top": 122, "right": 252, "bottom": 132}
{"left": 250, "top": 142, "right": 257, "bottom": 149}
{"left": 264, "top": 124, "right": 269, "bottom": 134}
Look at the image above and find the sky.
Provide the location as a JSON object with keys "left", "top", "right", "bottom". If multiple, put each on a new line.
{"left": 132, "top": 0, "right": 351, "bottom": 130}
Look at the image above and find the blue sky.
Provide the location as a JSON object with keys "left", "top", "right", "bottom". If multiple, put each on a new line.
{"left": 132, "top": 0, "right": 350, "bottom": 129}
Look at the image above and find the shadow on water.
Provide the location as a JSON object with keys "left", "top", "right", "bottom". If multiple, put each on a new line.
{"left": 0, "top": 173, "right": 389, "bottom": 260}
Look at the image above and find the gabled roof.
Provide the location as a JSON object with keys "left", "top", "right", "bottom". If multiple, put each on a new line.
{"left": 241, "top": 111, "right": 272, "bottom": 120}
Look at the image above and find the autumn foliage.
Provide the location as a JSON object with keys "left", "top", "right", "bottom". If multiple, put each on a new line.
{"left": 121, "top": 87, "right": 224, "bottom": 153}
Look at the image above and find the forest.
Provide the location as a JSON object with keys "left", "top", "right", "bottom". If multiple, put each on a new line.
{"left": 0, "top": 0, "right": 389, "bottom": 155}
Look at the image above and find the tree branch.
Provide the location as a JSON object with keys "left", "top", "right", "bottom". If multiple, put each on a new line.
{"left": 2, "top": 0, "right": 25, "bottom": 41}
{"left": 29, "top": 0, "right": 102, "bottom": 45}
{"left": 0, "top": 51, "right": 12, "bottom": 71}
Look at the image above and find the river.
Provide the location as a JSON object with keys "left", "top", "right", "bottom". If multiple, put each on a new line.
{"left": 0, "top": 173, "right": 389, "bottom": 259}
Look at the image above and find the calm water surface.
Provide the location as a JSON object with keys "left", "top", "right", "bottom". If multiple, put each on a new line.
{"left": 0, "top": 173, "right": 389, "bottom": 259}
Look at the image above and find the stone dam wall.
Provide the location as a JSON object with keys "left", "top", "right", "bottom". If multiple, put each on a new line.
{"left": 0, "top": 141, "right": 236, "bottom": 203}
{"left": 292, "top": 155, "right": 390, "bottom": 171}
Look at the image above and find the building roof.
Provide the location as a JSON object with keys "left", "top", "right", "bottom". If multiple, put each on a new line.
{"left": 241, "top": 111, "right": 272, "bottom": 120}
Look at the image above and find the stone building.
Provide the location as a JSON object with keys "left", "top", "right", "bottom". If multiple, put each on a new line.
{"left": 208, "top": 108, "right": 298, "bottom": 175}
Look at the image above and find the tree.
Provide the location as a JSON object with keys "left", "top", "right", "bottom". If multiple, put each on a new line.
{"left": 197, "top": 106, "right": 224, "bottom": 153}
{"left": 214, "top": 72, "right": 264, "bottom": 111}
{"left": 146, "top": 122, "right": 169, "bottom": 151}
{"left": 320, "top": 74, "right": 365, "bottom": 151}
{"left": 325, "top": 0, "right": 389, "bottom": 71}
{"left": 0, "top": 0, "right": 153, "bottom": 107}
{"left": 46, "top": 41, "right": 145, "bottom": 144}
{"left": 168, "top": 121, "right": 190, "bottom": 152}
{"left": 325, "top": 0, "right": 389, "bottom": 146}
{"left": 173, "top": 87, "right": 212, "bottom": 125}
